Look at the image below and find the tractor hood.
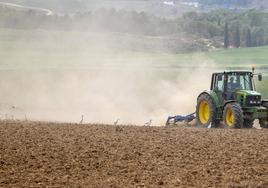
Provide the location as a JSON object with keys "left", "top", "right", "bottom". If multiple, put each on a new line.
{"left": 235, "top": 90, "right": 262, "bottom": 106}
{"left": 236, "top": 90, "right": 261, "bottom": 96}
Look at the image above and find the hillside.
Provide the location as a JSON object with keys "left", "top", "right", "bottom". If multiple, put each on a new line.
{"left": 1, "top": 28, "right": 268, "bottom": 68}
{"left": 0, "top": 0, "right": 84, "bottom": 12}
{"left": 0, "top": 0, "right": 153, "bottom": 13}
{"left": 2, "top": 0, "right": 268, "bottom": 14}
{"left": 1, "top": 7, "right": 268, "bottom": 51}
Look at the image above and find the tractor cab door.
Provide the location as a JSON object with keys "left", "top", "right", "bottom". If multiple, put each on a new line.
{"left": 223, "top": 75, "right": 236, "bottom": 100}
{"left": 211, "top": 73, "right": 225, "bottom": 102}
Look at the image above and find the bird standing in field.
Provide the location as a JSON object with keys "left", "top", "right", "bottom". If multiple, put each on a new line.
{"left": 144, "top": 119, "right": 152, "bottom": 126}
{"left": 114, "top": 119, "right": 120, "bottom": 126}
{"left": 80, "top": 115, "right": 84, "bottom": 124}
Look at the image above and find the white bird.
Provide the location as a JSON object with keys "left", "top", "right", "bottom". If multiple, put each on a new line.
{"left": 80, "top": 115, "right": 84, "bottom": 124}
{"left": 144, "top": 119, "right": 152, "bottom": 126}
{"left": 114, "top": 119, "right": 120, "bottom": 126}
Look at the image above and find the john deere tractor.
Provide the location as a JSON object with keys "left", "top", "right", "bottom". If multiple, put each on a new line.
{"left": 196, "top": 70, "right": 268, "bottom": 128}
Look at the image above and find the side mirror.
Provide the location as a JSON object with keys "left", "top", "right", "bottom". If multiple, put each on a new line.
{"left": 258, "top": 74, "right": 262, "bottom": 81}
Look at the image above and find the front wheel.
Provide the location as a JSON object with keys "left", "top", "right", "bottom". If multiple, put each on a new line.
{"left": 223, "top": 103, "right": 244, "bottom": 129}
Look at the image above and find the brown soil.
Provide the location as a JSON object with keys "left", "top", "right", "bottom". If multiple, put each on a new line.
{"left": 0, "top": 121, "right": 267, "bottom": 188}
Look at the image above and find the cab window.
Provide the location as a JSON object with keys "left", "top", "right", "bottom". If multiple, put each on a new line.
{"left": 215, "top": 74, "right": 224, "bottom": 91}
{"left": 227, "top": 73, "right": 253, "bottom": 91}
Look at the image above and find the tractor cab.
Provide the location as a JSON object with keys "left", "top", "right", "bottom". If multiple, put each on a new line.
{"left": 211, "top": 71, "right": 258, "bottom": 102}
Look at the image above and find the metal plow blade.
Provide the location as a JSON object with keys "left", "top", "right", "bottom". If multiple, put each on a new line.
{"left": 166, "top": 113, "right": 195, "bottom": 126}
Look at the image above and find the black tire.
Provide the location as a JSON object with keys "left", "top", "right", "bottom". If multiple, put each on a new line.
{"left": 260, "top": 101, "right": 268, "bottom": 128}
{"left": 243, "top": 119, "right": 254, "bottom": 128}
{"left": 262, "top": 101, "right": 268, "bottom": 108}
{"left": 259, "top": 119, "right": 268, "bottom": 129}
{"left": 196, "top": 93, "right": 218, "bottom": 128}
{"left": 223, "top": 103, "right": 244, "bottom": 129}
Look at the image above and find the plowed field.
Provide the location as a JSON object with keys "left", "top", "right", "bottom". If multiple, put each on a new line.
{"left": 0, "top": 121, "right": 267, "bottom": 187}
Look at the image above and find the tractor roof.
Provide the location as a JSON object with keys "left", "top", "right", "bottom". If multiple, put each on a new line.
{"left": 213, "top": 71, "right": 252, "bottom": 75}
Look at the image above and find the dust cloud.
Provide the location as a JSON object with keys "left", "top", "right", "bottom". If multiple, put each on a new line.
{"left": 0, "top": 30, "right": 216, "bottom": 126}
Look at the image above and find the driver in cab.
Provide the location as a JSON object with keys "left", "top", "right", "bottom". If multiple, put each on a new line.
{"left": 228, "top": 76, "right": 241, "bottom": 91}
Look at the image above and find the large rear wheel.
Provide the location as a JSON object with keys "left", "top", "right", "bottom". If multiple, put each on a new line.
{"left": 223, "top": 103, "right": 243, "bottom": 128}
{"left": 196, "top": 93, "right": 218, "bottom": 128}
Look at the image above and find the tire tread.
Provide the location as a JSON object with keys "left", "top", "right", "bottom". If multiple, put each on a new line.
{"left": 196, "top": 93, "right": 218, "bottom": 128}
{"left": 223, "top": 103, "right": 243, "bottom": 129}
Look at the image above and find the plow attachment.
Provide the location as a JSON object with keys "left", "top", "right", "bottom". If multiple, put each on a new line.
{"left": 166, "top": 113, "right": 195, "bottom": 126}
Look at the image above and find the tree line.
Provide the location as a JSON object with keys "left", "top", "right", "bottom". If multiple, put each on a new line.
{"left": 0, "top": 7, "right": 268, "bottom": 49}
{"left": 182, "top": 10, "right": 268, "bottom": 48}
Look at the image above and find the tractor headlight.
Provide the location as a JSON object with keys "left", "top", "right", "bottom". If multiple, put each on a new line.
{"left": 247, "top": 95, "right": 261, "bottom": 106}
{"left": 250, "top": 100, "right": 256, "bottom": 104}
{"left": 250, "top": 100, "right": 260, "bottom": 104}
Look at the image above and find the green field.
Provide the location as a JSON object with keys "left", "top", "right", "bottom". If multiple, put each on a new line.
{"left": 1, "top": 29, "right": 268, "bottom": 68}
{"left": 0, "top": 29, "right": 267, "bottom": 98}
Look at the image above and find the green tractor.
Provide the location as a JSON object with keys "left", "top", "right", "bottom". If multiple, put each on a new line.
{"left": 196, "top": 70, "right": 268, "bottom": 128}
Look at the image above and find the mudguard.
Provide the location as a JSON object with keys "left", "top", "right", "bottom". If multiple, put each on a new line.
{"left": 197, "top": 90, "right": 221, "bottom": 108}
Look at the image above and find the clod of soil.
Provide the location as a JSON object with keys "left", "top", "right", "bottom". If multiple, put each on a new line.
{"left": 0, "top": 121, "right": 267, "bottom": 187}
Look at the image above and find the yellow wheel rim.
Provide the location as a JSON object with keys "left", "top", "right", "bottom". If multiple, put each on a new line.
{"left": 225, "top": 108, "right": 235, "bottom": 127}
{"left": 199, "top": 100, "right": 210, "bottom": 124}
